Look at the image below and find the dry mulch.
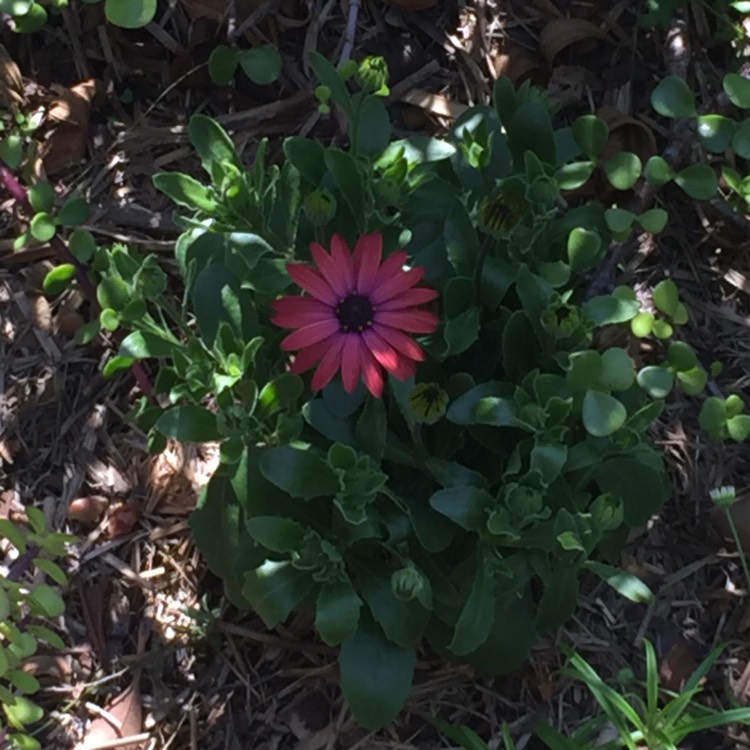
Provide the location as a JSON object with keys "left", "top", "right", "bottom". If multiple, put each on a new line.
{"left": 4, "top": 0, "right": 750, "bottom": 748}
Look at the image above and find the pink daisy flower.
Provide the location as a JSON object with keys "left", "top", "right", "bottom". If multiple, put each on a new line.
{"left": 271, "top": 233, "right": 439, "bottom": 398}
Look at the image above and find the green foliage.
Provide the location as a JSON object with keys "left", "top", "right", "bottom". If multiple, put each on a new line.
{"left": 208, "top": 45, "right": 282, "bottom": 87}
{"left": 437, "top": 639, "right": 750, "bottom": 750}
{"left": 0, "top": 512, "right": 72, "bottom": 749}
{"left": 0, "top": 0, "right": 157, "bottom": 32}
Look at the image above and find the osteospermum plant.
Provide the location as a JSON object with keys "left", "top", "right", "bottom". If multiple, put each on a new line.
{"left": 91, "top": 59, "right": 687, "bottom": 729}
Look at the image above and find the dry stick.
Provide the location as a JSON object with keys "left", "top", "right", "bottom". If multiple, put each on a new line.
{"left": 0, "top": 167, "right": 154, "bottom": 398}
{"left": 339, "top": 0, "right": 361, "bottom": 65}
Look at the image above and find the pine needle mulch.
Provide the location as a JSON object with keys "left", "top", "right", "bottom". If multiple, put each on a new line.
{"left": 4, "top": 1, "right": 750, "bottom": 748}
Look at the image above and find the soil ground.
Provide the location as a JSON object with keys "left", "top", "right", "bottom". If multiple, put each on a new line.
{"left": 4, "top": 1, "right": 750, "bottom": 748}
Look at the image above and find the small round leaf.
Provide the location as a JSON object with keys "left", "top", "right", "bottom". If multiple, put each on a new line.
{"left": 604, "top": 152, "right": 642, "bottom": 190}
{"left": 652, "top": 279, "right": 679, "bottom": 316}
{"left": 571, "top": 114, "right": 609, "bottom": 159}
{"left": 723, "top": 72, "right": 750, "bottom": 109}
{"left": 637, "top": 208, "right": 668, "bottom": 234}
{"left": 57, "top": 196, "right": 90, "bottom": 226}
{"left": 674, "top": 164, "right": 718, "bottom": 200}
{"left": 728, "top": 414, "right": 750, "bottom": 442}
{"left": 69, "top": 228, "right": 96, "bottom": 262}
{"left": 238, "top": 45, "right": 282, "bottom": 85}
{"left": 604, "top": 207, "right": 635, "bottom": 234}
{"left": 667, "top": 341, "right": 698, "bottom": 372}
{"left": 582, "top": 390, "right": 627, "bottom": 437}
{"left": 651, "top": 75, "right": 697, "bottom": 118}
{"left": 637, "top": 366, "right": 674, "bottom": 398}
{"left": 644, "top": 155, "right": 674, "bottom": 187}
{"left": 651, "top": 319, "right": 673, "bottom": 339}
{"left": 208, "top": 45, "right": 238, "bottom": 85}
{"left": 13, "top": 2, "right": 47, "bottom": 32}
{"left": 631, "top": 311, "right": 654, "bottom": 338}
{"left": 697, "top": 114, "right": 736, "bottom": 153}
{"left": 30, "top": 212, "right": 56, "bottom": 242}
{"left": 104, "top": 0, "right": 156, "bottom": 28}
{"left": 43, "top": 264, "right": 76, "bottom": 295}
{"left": 28, "top": 182, "right": 54, "bottom": 213}
{"left": 676, "top": 367, "right": 707, "bottom": 396}
{"left": 99, "top": 308, "right": 120, "bottom": 331}
{"left": 0, "top": 134, "right": 23, "bottom": 168}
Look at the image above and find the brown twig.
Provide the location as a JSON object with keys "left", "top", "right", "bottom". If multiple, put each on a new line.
{"left": 0, "top": 166, "right": 154, "bottom": 398}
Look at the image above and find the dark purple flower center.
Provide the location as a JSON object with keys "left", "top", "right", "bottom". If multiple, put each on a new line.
{"left": 336, "top": 293, "right": 374, "bottom": 333}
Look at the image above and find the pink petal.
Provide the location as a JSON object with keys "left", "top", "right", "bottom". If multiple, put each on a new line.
{"left": 391, "top": 357, "right": 417, "bottom": 381}
{"left": 280, "top": 319, "right": 339, "bottom": 351}
{"left": 359, "top": 346, "right": 384, "bottom": 398}
{"left": 353, "top": 233, "right": 383, "bottom": 294}
{"left": 375, "top": 309, "right": 439, "bottom": 334}
{"left": 272, "top": 309, "right": 334, "bottom": 329}
{"left": 372, "top": 325, "right": 426, "bottom": 361}
{"left": 289, "top": 339, "right": 331, "bottom": 374}
{"left": 273, "top": 296, "right": 331, "bottom": 317}
{"left": 362, "top": 328, "right": 402, "bottom": 373}
{"left": 311, "top": 336, "right": 346, "bottom": 391}
{"left": 330, "top": 234, "right": 356, "bottom": 290}
{"left": 377, "top": 287, "right": 439, "bottom": 311}
{"left": 287, "top": 264, "right": 338, "bottom": 305}
{"left": 311, "top": 239, "right": 354, "bottom": 299}
{"left": 370, "top": 267, "right": 426, "bottom": 306}
{"left": 369, "top": 250, "right": 408, "bottom": 294}
{"left": 341, "top": 335, "right": 363, "bottom": 393}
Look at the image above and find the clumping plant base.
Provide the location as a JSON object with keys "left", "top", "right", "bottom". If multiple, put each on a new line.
{"left": 272, "top": 232, "right": 438, "bottom": 397}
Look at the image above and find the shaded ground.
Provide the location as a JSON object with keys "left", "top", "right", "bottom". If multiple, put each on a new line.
{"left": 4, "top": 0, "right": 750, "bottom": 747}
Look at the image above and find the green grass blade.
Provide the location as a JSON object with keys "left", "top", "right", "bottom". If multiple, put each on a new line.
{"left": 644, "top": 639, "right": 659, "bottom": 719}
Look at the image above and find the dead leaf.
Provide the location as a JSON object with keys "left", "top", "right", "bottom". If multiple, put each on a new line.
{"left": 659, "top": 635, "right": 698, "bottom": 693}
{"left": 68, "top": 495, "right": 109, "bottom": 524}
{"left": 76, "top": 679, "right": 144, "bottom": 750}
{"left": 598, "top": 106, "right": 658, "bottom": 162}
{"left": 539, "top": 18, "right": 611, "bottom": 67}
{"left": 493, "top": 41, "right": 547, "bottom": 86}
{"left": 399, "top": 88, "right": 468, "bottom": 120}
{"left": 40, "top": 79, "right": 102, "bottom": 176}
{"left": 30, "top": 295, "right": 52, "bottom": 332}
{"left": 106, "top": 502, "right": 141, "bottom": 538}
{"left": 0, "top": 44, "right": 24, "bottom": 108}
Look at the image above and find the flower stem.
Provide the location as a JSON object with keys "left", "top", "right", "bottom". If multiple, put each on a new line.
{"left": 725, "top": 507, "right": 750, "bottom": 592}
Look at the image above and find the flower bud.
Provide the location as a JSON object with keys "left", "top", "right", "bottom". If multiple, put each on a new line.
{"left": 478, "top": 178, "right": 527, "bottom": 238}
{"left": 357, "top": 56, "right": 389, "bottom": 94}
{"left": 590, "top": 493, "right": 624, "bottom": 531}
{"left": 710, "top": 485, "right": 736, "bottom": 508}
{"left": 391, "top": 565, "right": 426, "bottom": 601}
{"left": 303, "top": 188, "right": 337, "bottom": 225}
{"left": 409, "top": 383, "right": 448, "bottom": 425}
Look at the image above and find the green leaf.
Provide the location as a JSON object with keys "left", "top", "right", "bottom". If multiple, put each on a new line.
{"left": 530, "top": 442, "right": 567, "bottom": 485}
{"left": 104, "top": 0, "right": 156, "bottom": 27}
{"left": 732, "top": 118, "right": 750, "bottom": 159}
{"left": 325, "top": 149, "right": 365, "bottom": 228}
{"left": 8, "top": 670, "right": 39, "bottom": 695}
{"left": 68, "top": 228, "right": 96, "bottom": 262}
{"left": 555, "top": 161, "right": 595, "bottom": 190}
{"left": 430, "top": 487, "right": 494, "bottom": 531}
{"left": 153, "top": 172, "right": 217, "bottom": 212}
{"left": 243, "top": 560, "right": 315, "bottom": 627}
{"left": 188, "top": 115, "right": 240, "bottom": 184}
{"left": 431, "top": 719, "right": 490, "bottom": 750}
{"left": 57, "top": 196, "right": 90, "bottom": 226}
{"left": 674, "top": 164, "right": 717, "bottom": 200}
{"left": 594, "top": 455, "right": 668, "bottom": 525}
{"left": 192, "top": 263, "right": 244, "bottom": 346}
{"left": 637, "top": 208, "right": 668, "bottom": 234}
{"left": 283, "top": 136, "right": 326, "bottom": 183}
{"left": 571, "top": 114, "right": 608, "bottom": 159}
{"left": 697, "top": 114, "right": 736, "bottom": 153}
{"left": 246, "top": 516, "right": 305, "bottom": 552}
{"left": 309, "top": 51, "right": 351, "bottom": 113}
{"left": 723, "top": 72, "right": 750, "bottom": 108}
{"left": 449, "top": 558, "right": 496, "bottom": 656}
{"left": 208, "top": 44, "right": 238, "bottom": 85}
{"left": 586, "top": 561, "right": 654, "bottom": 603}
{"left": 30, "top": 212, "right": 55, "bottom": 242}
{"left": 377, "top": 136, "right": 456, "bottom": 166}
{"left": 444, "top": 307, "right": 481, "bottom": 356}
{"left": 0, "top": 134, "right": 23, "bottom": 168}
{"left": 582, "top": 390, "right": 626, "bottom": 437}
{"left": 650, "top": 75, "right": 696, "bottom": 118}
{"left": 13, "top": 2, "right": 47, "bottom": 32}
{"left": 667, "top": 341, "right": 698, "bottom": 372}
{"left": 259, "top": 446, "right": 339, "bottom": 499}
{"left": 0, "top": 518, "right": 28, "bottom": 553}
{"left": 630, "top": 311, "right": 654, "bottom": 337}
{"left": 507, "top": 100, "right": 556, "bottom": 169}
{"left": 42, "top": 264, "right": 76, "bottom": 295}
{"left": 582, "top": 295, "right": 640, "bottom": 325}
{"left": 99, "top": 308, "right": 119, "bottom": 331}
{"left": 699, "top": 396, "right": 726, "bottom": 431}
{"left": 355, "top": 395, "right": 387, "bottom": 461}
{"left": 644, "top": 155, "right": 674, "bottom": 187}
{"left": 103, "top": 355, "right": 135, "bottom": 378}
{"left": 97, "top": 276, "right": 130, "bottom": 310}
{"left": 238, "top": 45, "right": 282, "bottom": 85}
{"left": 728, "top": 414, "right": 750, "bottom": 441}
{"left": 637, "top": 366, "right": 674, "bottom": 398}
{"left": 356, "top": 95, "right": 391, "bottom": 157}
{"left": 28, "top": 182, "right": 54, "bottom": 213}
{"left": 316, "top": 580, "right": 362, "bottom": 646}
{"left": 566, "top": 351, "right": 602, "bottom": 392}
{"left": 604, "top": 152, "right": 641, "bottom": 190}
{"left": 29, "top": 584, "right": 64, "bottom": 617}
{"left": 257, "top": 373, "right": 303, "bottom": 417}
{"left": 339, "top": 617, "right": 416, "bottom": 730}
{"left": 652, "top": 278, "right": 678, "bottom": 316}
{"left": 604, "top": 207, "right": 635, "bottom": 234}
{"left": 3, "top": 695, "right": 43, "bottom": 728}
{"left": 677, "top": 366, "right": 707, "bottom": 396}
{"left": 119, "top": 331, "right": 176, "bottom": 358}
{"left": 598, "top": 348, "right": 634, "bottom": 391}
{"left": 567, "top": 227, "right": 602, "bottom": 271}
{"left": 156, "top": 405, "right": 222, "bottom": 442}
{"left": 537, "top": 566, "right": 579, "bottom": 631}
